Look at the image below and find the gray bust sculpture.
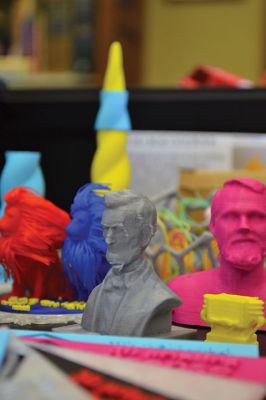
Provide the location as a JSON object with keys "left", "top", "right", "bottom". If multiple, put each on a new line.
{"left": 81, "top": 190, "right": 181, "bottom": 336}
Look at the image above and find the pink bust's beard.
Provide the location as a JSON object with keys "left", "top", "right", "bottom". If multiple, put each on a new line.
{"left": 221, "top": 242, "right": 264, "bottom": 270}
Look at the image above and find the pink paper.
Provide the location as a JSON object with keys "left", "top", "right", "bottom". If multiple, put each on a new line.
{"left": 22, "top": 337, "right": 266, "bottom": 384}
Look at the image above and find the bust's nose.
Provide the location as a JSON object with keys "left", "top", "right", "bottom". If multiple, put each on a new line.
{"left": 239, "top": 214, "right": 250, "bottom": 231}
{"left": 104, "top": 228, "right": 114, "bottom": 244}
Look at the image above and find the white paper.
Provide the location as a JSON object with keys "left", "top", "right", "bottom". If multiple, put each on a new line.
{"left": 128, "top": 131, "right": 266, "bottom": 197}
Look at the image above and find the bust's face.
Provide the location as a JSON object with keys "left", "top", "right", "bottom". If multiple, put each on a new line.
{"left": 102, "top": 207, "right": 142, "bottom": 266}
{"left": 211, "top": 186, "right": 266, "bottom": 270}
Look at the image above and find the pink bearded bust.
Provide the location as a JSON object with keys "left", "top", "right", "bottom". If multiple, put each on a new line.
{"left": 169, "top": 178, "right": 266, "bottom": 330}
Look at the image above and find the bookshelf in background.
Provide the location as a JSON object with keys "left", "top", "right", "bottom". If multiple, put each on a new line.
{"left": 72, "top": 0, "right": 95, "bottom": 74}
{"left": 0, "top": 0, "right": 11, "bottom": 56}
{"left": 35, "top": 0, "right": 96, "bottom": 73}
{"left": 0, "top": 0, "right": 144, "bottom": 88}
{"left": 94, "top": 0, "right": 144, "bottom": 86}
{"left": 37, "top": 0, "right": 73, "bottom": 71}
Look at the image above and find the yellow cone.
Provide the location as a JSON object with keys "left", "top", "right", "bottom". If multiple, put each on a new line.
{"left": 91, "top": 41, "right": 131, "bottom": 191}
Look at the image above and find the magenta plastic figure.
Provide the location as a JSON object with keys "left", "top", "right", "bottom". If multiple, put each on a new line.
{"left": 169, "top": 178, "right": 266, "bottom": 330}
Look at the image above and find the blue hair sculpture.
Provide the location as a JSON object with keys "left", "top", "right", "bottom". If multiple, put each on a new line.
{"left": 62, "top": 183, "right": 111, "bottom": 300}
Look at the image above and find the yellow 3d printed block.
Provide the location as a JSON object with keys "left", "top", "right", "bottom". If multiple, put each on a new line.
{"left": 201, "top": 293, "right": 265, "bottom": 344}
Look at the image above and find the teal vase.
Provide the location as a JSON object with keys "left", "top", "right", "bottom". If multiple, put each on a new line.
{"left": 0, "top": 151, "right": 45, "bottom": 216}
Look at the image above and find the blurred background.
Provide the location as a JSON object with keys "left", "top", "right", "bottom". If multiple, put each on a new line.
{"left": 0, "top": 0, "right": 265, "bottom": 89}
{"left": 1, "top": 0, "right": 266, "bottom": 283}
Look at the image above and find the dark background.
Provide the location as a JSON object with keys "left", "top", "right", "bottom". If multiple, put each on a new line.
{"left": 1, "top": 86, "right": 266, "bottom": 211}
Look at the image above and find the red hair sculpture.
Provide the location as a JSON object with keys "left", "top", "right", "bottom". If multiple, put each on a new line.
{"left": 0, "top": 187, "right": 72, "bottom": 299}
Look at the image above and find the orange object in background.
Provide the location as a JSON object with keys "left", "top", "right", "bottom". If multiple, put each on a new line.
{"left": 260, "top": 71, "right": 266, "bottom": 86}
{"left": 179, "top": 65, "right": 252, "bottom": 89}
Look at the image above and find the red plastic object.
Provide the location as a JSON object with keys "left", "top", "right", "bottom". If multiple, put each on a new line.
{"left": 0, "top": 187, "right": 72, "bottom": 300}
{"left": 260, "top": 72, "right": 266, "bottom": 86}
{"left": 71, "top": 368, "right": 166, "bottom": 400}
{"left": 179, "top": 65, "right": 252, "bottom": 88}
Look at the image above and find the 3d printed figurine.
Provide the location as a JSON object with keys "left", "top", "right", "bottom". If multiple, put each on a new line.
{"left": 81, "top": 190, "right": 181, "bottom": 336}
{"left": 62, "top": 183, "right": 111, "bottom": 301}
{"left": 0, "top": 187, "right": 72, "bottom": 299}
{"left": 169, "top": 178, "right": 266, "bottom": 330}
{"left": 0, "top": 151, "right": 45, "bottom": 216}
{"left": 91, "top": 41, "right": 131, "bottom": 190}
{"left": 201, "top": 293, "right": 265, "bottom": 344}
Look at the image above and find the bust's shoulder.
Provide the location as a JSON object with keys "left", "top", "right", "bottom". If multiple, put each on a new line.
{"left": 135, "top": 266, "right": 181, "bottom": 306}
{"left": 168, "top": 268, "right": 219, "bottom": 294}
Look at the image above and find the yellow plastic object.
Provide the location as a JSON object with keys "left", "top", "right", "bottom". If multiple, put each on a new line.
{"left": 28, "top": 298, "right": 39, "bottom": 305}
{"left": 40, "top": 299, "right": 60, "bottom": 308}
{"left": 245, "top": 158, "right": 264, "bottom": 171}
{"left": 7, "top": 296, "right": 18, "bottom": 303}
{"left": 61, "top": 301, "right": 86, "bottom": 310}
{"left": 102, "top": 42, "right": 125, "bottom": 91}
{"left": 16, "top": 297, "right": 29, "bottom": 304}
{"left": 91, "top": 41, "right": 131, "bottom": 191}
{"left": 92, "top": 130, "right": 130, "bottom": 191}
{"left": 12, "top": 304, "right": 30, "bottom": 312}
{"left": 0, "top": 297, "right": 86, "bottom": 311}
{"left": 201, "top": 293, "right": 265, "bottom": 344}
